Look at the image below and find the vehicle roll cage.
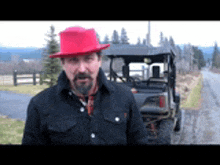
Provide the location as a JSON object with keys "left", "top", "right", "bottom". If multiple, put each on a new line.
{"left": 102, "top": 45, "right": 176, "bottom": 86}
{"left": 102, "top": 45, "right": 177, "bottom": 107}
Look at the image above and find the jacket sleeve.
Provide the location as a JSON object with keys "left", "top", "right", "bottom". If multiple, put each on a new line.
{"left": 22, "top": 98, "right": 49, "bottom": 145}
{"left": 127, "top": 93, "right": 149, "bottom": 145}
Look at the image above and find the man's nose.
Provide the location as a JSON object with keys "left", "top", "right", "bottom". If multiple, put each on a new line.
{"left": 78, "top": 62, "right": 86, "bottom": 73}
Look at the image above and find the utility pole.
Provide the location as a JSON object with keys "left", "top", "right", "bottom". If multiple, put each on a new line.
{"left": 146, "top": 21, "right": 151, "bottom": 47}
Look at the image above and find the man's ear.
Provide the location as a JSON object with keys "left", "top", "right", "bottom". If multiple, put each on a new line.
{"left": 60, "top": 58, "right": 65, "bottom": 71}
{"left": 60, "top": 58, "right": 64, "bottom": 65}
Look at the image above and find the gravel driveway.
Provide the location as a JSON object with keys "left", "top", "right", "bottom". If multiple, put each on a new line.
{"left": 0, "top": 91, "right": 32, "bottom": 121}
{"left": 173, "top": 68, "right": 220, "bottom": 144}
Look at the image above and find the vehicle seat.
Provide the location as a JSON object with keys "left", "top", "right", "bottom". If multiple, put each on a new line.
{"left": 149, "top": 66, "right": 167, "bottom": 83}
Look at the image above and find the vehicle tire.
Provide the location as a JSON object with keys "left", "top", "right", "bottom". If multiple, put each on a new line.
{"left": 174, "top": 109, "right": 182, "bottom": 132}
{"left": 157, "top": 119, "right": 174, "bottom": 144}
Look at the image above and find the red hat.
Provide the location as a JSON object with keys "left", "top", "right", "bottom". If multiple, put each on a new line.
{"left": 49, "top": 26, "right": 110, "bottom": 58}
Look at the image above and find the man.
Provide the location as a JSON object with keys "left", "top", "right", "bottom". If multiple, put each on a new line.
{"left": 22, "top": 26, "right": 149, "bottom": 145}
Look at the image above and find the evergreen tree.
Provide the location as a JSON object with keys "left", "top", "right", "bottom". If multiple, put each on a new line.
{"left": 112, "top": 30, "right": 120, "bottom": 44}
{"left": 163, "top": 37, "right": 169, "bottom": 47}
{"left": 96, "top": 32, "right": 101, "bottom": 44}
{"left": 143, "top": 39, "right": 146, "bottom": 45}
{"left": 103, "top": 34, "right": 110, "bottom": 44}
{"left": 120, "top": 28, "right": 129, "bottom": 44}
{"left": 207, "top": 58, "right": 211, "bottom": 66}
{"left": 216, "top": 55, "right": 220, "bottom": 68}
{"left": 212, "top": 42, "right": 219, "bottom": 68}
{"left": 169, "top": 36, "right": 175, "bottom": 48}
{"left": 159, "top": 32, "right": 164, "bottom": 47}
{"left": 176, "top": 45, "right": 182, "bottom": 61}
{"left": 192, "top": 46, "right": 206, "bottom": 70}
{"left": 42, "top": 25, "right": 62, "bottom": 87}
{"left": 137, "top": 37, "right": 141, "bottom": 45}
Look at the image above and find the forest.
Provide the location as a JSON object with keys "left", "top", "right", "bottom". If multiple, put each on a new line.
{"left": 0, "top": 26, "right": 208, "bottom": 79}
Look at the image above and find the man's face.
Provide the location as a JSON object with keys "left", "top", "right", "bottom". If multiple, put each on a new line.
{"left": 61, "top": 53, "right": 102, "bottom": 95}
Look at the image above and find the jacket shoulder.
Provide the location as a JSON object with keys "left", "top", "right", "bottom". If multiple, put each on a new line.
{"left": 31, "top": 85, "right": 57, "bottom": 104}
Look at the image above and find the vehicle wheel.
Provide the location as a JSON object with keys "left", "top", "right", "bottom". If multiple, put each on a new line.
{"left": 174, "top": 109, "right": 182, "bottom": 132}
{"left": 157, "top": 119, "right": 174, "bottom": 144}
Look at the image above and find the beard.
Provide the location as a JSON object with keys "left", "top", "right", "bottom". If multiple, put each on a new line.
{"left": 73, "top": 73, "right": 93, "bottom": 95}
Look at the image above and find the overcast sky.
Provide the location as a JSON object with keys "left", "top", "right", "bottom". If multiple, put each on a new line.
{"left": 0, "top": 21, "right": 219, "bottom": 48}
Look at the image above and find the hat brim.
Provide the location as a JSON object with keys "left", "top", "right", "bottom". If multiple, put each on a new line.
{"left": 49, "top": 44, "right": 110, "bottom": 58}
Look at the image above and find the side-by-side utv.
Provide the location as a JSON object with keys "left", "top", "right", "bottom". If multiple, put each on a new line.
{"left": 103, "top": 45, "right": 183, "bottom": 144}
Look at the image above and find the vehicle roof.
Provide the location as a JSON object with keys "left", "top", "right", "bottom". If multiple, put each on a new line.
{"left": 102, "top": 44, "right": 175, "bottom": 57}
{"left": 102, "top": 44, "right": 176, "bottom": 64}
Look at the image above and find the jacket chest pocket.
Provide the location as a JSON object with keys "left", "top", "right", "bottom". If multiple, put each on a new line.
{"left": 47, "top": 116, "right": 78, "bottom": 144}
{"left": 48, "top": 116, "right": 77, "bottom": 133}
{"left": 103, "top": 110, "right": 128, "bottom": 133}
{"left": 104, "top": 112, "right": 126, "bottom": 125}
{"left": 102, "top": 111, "right": 128, "bottom": 144}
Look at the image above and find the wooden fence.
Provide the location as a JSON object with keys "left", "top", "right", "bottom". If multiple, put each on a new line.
{"left": 13, "top": 70, "right": 43, "bottom": 86}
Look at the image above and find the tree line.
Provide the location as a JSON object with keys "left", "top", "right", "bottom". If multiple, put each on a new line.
{"left": 0, "top": 58, "right": 42, "bottom": 75}
{"left": 157, "top": 32, "right": 206, "bottom": 74}
{"left": 211, "top": 42, "right": 220, "bottom": 69}
{"left": 0, "top": 25, "right": 207, "bottom": 87}
{"left": 101, "top": 29, "right": 206, "bottom": 74}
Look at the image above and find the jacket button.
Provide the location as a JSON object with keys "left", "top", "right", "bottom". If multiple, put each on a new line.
{"left": 91, "top": 133, "right": 95, "bottom": 138}
{"left": 69, "top": 91, "right": 72, "bottom": 96}
{"left": 115, "top": 117, "right": 120, "bottom": 122}
{"left": 80, "top": 107, "right": 85, "bottom": 112}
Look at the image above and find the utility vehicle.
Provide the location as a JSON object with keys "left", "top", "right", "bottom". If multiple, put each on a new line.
{"left": 103, "top": 45, "right": 183, "bottom": 144}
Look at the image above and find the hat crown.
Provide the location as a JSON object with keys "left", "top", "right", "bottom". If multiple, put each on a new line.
{"left": 60, "top": 26, "right": 99, "bottom": 53}
{"left": 60, "top": 26, "right": 87, "bottom": 34}
{"left": 49, "top": 26, "right": 110, "bottom": 58}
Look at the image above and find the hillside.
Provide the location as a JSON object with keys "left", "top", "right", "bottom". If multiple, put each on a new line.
{"left": 177, "top": 44, "right": 215, "bottom": 61}
{"left": 0, "top": 47, "right": 43, "bottom": 61}
{"left": 0, "top": 45, "right": 216, "bottom": 62}
{"left": 198, "top": 46, "right": 214, "bottom": 61}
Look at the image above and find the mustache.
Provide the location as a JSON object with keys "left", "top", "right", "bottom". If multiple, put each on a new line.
{"left": 74, "top": 73, "right": 92, "bottom": 80}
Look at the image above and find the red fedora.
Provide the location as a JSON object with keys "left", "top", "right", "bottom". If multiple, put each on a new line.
{"left": 49, "top": 26, "right": 110, "bottom": 58}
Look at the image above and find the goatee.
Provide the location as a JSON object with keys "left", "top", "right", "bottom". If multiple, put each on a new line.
{"left": 75, "top": 81, "right": 93, "bottom": 95}
{"left": 73, "top": 73, "right": 93, "bottom": 95}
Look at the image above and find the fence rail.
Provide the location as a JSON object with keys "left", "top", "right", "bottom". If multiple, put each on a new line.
{"left": 13, "top": 70, "right": 42, "bottom": 86}
{"left": 0, "top": 67, "right": 151, "bottom": 86}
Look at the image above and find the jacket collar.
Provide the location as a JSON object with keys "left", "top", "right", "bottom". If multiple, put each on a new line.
{"left": 57, "top": 68, "right": 115, "bottom": 95}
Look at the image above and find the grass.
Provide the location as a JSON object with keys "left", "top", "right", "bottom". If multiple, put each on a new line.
{"left": 0, "top": 84, "right": 48, "bottom": 96}
{"left": 0, "top": 116, "right": 25, "bottom": 144}
{"left": 181, "top": 75, "right": 203, "bottom": 110}
{"left": 0, "top": 84, "right": 48, "bottom": 144}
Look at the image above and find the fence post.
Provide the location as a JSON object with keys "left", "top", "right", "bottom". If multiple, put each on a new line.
{"left": 33, "top": 70, "right": 36, "bottom": 85}
{"left": 40, "top": 71, "right": 43, "bottom": 85}
{"left": 13, "top": 70, "right": 17, "bottom": 86}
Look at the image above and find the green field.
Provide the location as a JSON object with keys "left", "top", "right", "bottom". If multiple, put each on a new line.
{"left": 0, "top": 116, "right": 25, "bottom": 144}
{"left": 0, "top": 84, "right": 48, "bottom": 96}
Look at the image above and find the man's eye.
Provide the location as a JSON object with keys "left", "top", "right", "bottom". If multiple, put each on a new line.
{"left": 70, "top": 58, "right": 78, "bottom": 62}
{"left": 85, "top": 57, "right": 93, "bottom": 61}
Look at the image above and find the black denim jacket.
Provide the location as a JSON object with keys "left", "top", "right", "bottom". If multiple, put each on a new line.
{"left": 22, "top": 68, "right": 149, "bottom": 145}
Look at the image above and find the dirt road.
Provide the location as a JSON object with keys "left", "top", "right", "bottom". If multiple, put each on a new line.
{"left": 173, "top": 68, "right": 220, "bottom": 144}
